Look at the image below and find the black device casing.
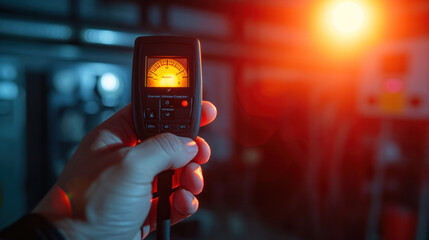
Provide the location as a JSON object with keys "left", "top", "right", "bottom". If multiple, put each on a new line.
{"left": 132, "top": 36, "right": 202, "bottom": 140}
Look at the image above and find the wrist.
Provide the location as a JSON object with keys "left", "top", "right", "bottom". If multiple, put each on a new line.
{"left": 33, "top": 185, "right": 76, "bottom": 239}
{"left": 33, "top": 185, "right": 73, "bottom": 220}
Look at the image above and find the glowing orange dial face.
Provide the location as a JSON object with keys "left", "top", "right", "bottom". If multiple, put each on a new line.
{"left": 146, "top": 57, "right": 188, "bottom": 88}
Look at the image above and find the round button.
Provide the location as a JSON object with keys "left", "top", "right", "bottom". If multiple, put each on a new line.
{"left": 182, "top": 100, "right": 188, "bottom": 107}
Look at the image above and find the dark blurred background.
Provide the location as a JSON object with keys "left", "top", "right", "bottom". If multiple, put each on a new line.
{"left": 1, "top": 0, "right": 429, "bottom": 239}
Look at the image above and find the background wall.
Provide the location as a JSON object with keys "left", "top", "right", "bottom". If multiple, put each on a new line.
{"left": 0, "top": 0, "right": 428, "bottom": 239}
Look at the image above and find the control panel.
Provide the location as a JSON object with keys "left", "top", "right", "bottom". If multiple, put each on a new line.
{"left": 359, "top": 39, "right": 429, "bottom": 118}
{"left": 143, "top": 95, "right": 192, "bottom": 133}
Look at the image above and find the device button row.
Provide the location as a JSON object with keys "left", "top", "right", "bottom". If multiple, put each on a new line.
{"left": 145, "top": 109, "right": 191, "bottom": 121}
{"left": 160, "top": 123, "right": 190, "bottom": 132}
{"left": 156, "top": 97, "right": 192, "bottom": 109}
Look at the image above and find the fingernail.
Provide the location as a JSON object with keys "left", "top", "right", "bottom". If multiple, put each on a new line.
{"left": 183, "top": 190, "right": 199, "bottom": 212}
{"left": 180, "top": 137, "right": 198, "bottom": 154}
{"left": 191, "top": 197, "right": 199, "bottom": 211}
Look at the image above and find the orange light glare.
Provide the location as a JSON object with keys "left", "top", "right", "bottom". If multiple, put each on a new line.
{"left": 312, "top": 0, "right": 382, "bottom": 57}
{"left": 330, "top": 1, "right": 365, "bottom": 35}
{"left": 181, "top": 100, "right": 188, "bottom": 107}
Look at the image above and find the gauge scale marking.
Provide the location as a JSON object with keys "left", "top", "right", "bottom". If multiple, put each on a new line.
{"left": 147, "top": 58, "right": 188, "bottom": 88}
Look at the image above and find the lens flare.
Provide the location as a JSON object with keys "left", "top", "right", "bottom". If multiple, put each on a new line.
{"left": 330, "top": 1, "right": 365, "bottom": 35}
{"left": 312, "top": 0, "right": 383, "bottom": 57}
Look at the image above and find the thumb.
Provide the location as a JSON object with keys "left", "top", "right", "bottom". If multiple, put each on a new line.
{"left": 120, "top": 133, "right": 199, "bottom": 182}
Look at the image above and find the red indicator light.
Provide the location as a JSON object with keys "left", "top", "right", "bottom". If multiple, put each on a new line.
{"left": 410, "top": 96, "right": 422, "bottom": 107}
{"left": 182, "top": 100, "right": 188, "bottom": 107}
{"left": 367, "top": 96, "right": 377, "bottom": 105}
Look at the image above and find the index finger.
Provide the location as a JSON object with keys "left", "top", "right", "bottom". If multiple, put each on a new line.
{"left": 201, "top": 101, "right": 217, "bottom": 127}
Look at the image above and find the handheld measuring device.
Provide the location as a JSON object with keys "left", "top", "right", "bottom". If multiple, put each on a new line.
{"left": 132, "top": 36, "right": 202, "bottom": 140}
{"left": 131, "top": 36, "right": 202, "bottom": 240}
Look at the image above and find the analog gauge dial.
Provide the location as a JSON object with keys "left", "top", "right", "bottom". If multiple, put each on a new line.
{"left": 146, "top": 58, "right": 188, "bottom": 87}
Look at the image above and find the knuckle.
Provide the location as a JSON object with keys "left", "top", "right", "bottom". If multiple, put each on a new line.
{"left": 120, "top": 148, "right": 153, "bottom": 181}
{"left": 152, "top": 133, "right": 182, "bottom": 157}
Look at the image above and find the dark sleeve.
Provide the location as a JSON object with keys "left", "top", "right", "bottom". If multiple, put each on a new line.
{"left": 0, "top": 214, "right": 65, "bottom": 240}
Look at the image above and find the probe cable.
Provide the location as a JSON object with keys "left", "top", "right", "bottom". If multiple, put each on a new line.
{"left": 156, "top": 170, "right": 174, "bottom": 240}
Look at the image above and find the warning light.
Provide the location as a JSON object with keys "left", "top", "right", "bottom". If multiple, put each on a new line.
{"left": 182, "top": 100, "right": 188, "bottom": 107}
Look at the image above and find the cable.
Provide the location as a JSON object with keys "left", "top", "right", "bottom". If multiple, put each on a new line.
{"left": 156, "top": 170, "right": 174, "bottom": 240}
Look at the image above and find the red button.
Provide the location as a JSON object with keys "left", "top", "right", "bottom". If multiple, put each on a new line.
{"left": 181, "top": 100, "right": 188, "bottom": 107}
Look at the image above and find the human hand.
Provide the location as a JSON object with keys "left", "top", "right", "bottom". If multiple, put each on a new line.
{"left": 33, "top": 101, "right": 217, "bottom": 240}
